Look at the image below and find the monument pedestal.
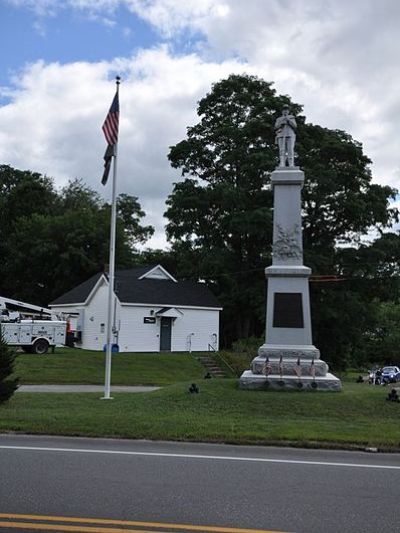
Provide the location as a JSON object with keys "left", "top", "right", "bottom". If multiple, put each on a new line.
{"left": 239, "top": 370, "right": 341, "bottom": 391}
{"left": 239, "top": 167, "right": 341, "bottom": 391}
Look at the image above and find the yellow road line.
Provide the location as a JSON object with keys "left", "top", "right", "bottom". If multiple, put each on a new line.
{"left": 0, "top": 523, "right": 172, "bottom": 533}
{"left": 0, "top": 514, "right": 288, "bottom": 533}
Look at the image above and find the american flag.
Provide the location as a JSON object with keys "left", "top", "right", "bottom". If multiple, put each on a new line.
{"left": 262, "top": 356, "right": 272, "bottom": 376}
{"left": 294, "top": 356, "right": 302, "bottom": 378}
{"left": 101, "top": 88, "right": 120, "bottom": 185}
{"left": 310, "top": 357, "right": 316, "bottom": 378}
{"left": 278, "top": 354, "right": 283, "bottom": 376}
{"left": 102, "top": 91, "right": 119, "bottom": 146}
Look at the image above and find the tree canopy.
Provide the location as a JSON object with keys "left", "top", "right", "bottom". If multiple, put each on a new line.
{"left": 0, "top": 167, "right": 154, "bottom": 305}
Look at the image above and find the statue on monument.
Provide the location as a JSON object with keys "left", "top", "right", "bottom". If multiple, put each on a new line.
{"left": 274, "top": 104, "right": 297, "bottom": 167}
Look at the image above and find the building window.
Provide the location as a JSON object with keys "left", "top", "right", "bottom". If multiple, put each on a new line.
{"left": 100, "top": 323, "right": 105, "bottom": 333}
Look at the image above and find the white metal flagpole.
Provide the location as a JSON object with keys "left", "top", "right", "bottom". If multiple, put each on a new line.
{"left": 102, "top": 76, "right": 120, "bottom": 400}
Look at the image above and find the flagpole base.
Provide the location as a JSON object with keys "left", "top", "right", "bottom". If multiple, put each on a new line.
{"left": 238, "top": 371, "right": 341, "bottom": 391}
{"left": 100, "top": 396, "right": 114, "bottom": 400}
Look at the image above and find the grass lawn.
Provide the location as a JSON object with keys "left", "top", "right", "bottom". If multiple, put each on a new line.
{"left": 14, "top": 347, "right": 208, "bottom": 386}
{"left": 1, "top": 380, "right": 399, "bottom": 450}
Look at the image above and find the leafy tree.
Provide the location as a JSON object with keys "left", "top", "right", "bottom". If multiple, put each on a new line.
{"left": 60, "top": 178, "right": 102, "bottom": 211}
{"left": 0, "top": 165, "right": 59, "bottom": 297}
{"left": 0, "top": 334, "right": 18, "bottom": 404}
{"left": 312, "top": 232, "right": 400, "bottom": 368}
{"left": 165, "top": 74, "right": 398, "bottom": 360}
{"left": 370, "top": 301, "right": 400, "bottom": 364}
{"left": 117, "top": 193, "right": 154, "bottom": 247}
{"left": 300, "top": 126, "right": 397, "bottom": 270}
{"left": 0, "top": 165, "right": 59, "bottom": 222}
{"left": 136, "top": 248, "right": 179, "bottom": 275}
{"left": 0, "top": 167, "right": 154, "bottom": 305}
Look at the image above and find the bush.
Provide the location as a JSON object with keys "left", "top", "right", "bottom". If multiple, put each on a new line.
{"left": 218, "top": 351, "right": 253, "bottom": 376}
{"left": 0, "top": 333, "right": 19, "bottom": 404}
{"left": 231, "top": 336, "right": 263, "bottom": 354}
{"left": 217, "top": 337, "right": 264, "bottom": 376}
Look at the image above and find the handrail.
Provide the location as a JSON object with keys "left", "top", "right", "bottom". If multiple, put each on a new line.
{"left": 214, "top": 351, "right": 236, "bottom": 376}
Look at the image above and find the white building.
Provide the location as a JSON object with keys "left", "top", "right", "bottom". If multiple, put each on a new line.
{"left": 49, "top": 265, "right": 222, "bottom": 352}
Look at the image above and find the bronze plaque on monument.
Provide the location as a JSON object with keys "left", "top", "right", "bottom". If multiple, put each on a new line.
{"left": 273, "top": 292, "right": 304, "bottom": 328}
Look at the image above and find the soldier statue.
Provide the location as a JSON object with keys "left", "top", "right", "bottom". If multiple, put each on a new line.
{"left": 274, "top": 104, "right": 297, "bottom": 167}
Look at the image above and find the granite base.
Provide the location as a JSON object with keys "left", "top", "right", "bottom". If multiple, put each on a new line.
{"left": 251, "top": 355, "right": 328, "bottom": 377}
{"left": 239, "top": 370, "right": 342, "bottom": 391}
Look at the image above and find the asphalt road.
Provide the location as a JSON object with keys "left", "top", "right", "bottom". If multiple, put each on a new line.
{"left": 0, "top": 435, "right": 399, "bottom": 533}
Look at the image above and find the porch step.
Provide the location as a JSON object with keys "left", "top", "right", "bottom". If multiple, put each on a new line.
{"left": 194, "top": 355, "right": 227, "bottom": 378}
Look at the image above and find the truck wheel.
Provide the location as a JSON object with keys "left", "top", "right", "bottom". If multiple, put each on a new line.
{"left": 32, "top": 339, "right": 49, "bottom": 354}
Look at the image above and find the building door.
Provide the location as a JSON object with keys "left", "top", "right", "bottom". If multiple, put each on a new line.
{"left": 160, "top": 317, "right": 172, "bottom": 351}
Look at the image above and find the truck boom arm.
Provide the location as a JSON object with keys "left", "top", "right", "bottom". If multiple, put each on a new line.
{"left": 0, "top": 296, "right": 53, "bottom": 316}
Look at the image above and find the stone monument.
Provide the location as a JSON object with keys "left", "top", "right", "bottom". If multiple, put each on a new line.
{"left": 239, "top": 106, "right": 341, "bottom": 391}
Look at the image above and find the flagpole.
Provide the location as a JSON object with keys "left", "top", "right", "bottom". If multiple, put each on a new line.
{"left": 102, "top": 76, "right": 120, "bottom": 400}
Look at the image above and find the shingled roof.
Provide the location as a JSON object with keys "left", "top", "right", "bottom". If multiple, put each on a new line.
{"left": 50, "top": 272, "right": 103, "bottom": 306}
{"left": 50, "top": 266, "right": 221, "bottom": 309}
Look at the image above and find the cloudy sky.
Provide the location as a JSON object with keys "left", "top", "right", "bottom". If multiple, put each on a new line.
{"left": 1, "top": 0, "right": 399, "bottom": 248}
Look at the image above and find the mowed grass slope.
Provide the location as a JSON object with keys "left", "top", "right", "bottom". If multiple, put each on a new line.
{"left": 15, "top": 348, "right": 207, "bottom": 386}
{"left": 1, "top": 380, "right": 399, "bottom": 449}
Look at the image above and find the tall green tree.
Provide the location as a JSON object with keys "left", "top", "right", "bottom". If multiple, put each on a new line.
{"left": 0, "top": 168, "right": 154, "bottom": 305}
{"left": 312, "top": 232, "right": 400, "bottom": 368}
{"left": 165, "top": 74, "right": 398, "bottom": 360}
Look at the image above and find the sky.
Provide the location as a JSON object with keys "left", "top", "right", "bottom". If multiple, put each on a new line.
{"left": 1, "top": 0, "right": 399, "bottom": 249}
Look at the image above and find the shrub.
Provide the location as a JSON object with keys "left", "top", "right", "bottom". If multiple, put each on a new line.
{"left": 0, "top": 333, "right": 19, "bottom": 404}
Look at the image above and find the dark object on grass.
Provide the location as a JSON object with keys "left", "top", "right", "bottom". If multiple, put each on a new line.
{"left": 0, "top": 333, "right": 19, "bottom": 404}
{"left": 189, "top": 383, "right": 199, "bottom": 394}
{"left": 356, "top": 375, "right": 364, "bottom": 383}
{"left": 386, "top": 389, "right": 399, "bottom": 402}
{"left": 204, "top": 372, "right": 212, "bottom": 379}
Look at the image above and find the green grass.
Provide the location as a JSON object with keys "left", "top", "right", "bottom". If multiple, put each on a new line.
{"left": 15, "top": 347, "right": 207, "bottom": 386}
{"left": 9, "top": 347, "right": 399, "bottom": 450}
{"left": 218, "top": 350, "right": 253, "bottom": 376}
{"left": 1, "top": 380, "right": 399, "bottom": 450}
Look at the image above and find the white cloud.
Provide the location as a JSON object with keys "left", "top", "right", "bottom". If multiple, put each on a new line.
{"left": 108, "top": 0, "right": 399, "bottom": 190}
{"left": 11, "top": 0, "right": 398, "bottom": 189}
{"left": 0, "top": 48, "right": 245, "bottom": 248}
{"left": 125, "top": 0, "right": 228, "bottom": 37}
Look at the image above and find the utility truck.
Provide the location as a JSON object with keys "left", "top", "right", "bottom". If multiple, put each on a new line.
{"left": 0, "top": 296, "right": 66, "bottom": 354}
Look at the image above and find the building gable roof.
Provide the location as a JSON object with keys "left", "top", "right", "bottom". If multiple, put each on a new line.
{"left": 50, "top": 265, "right": 221, "bottom": 309}
{"left": 50, "top": 272, "right": 103, "bottom": 306}
{"left": 138, "top": 265, "right": 177, "bottom": 282}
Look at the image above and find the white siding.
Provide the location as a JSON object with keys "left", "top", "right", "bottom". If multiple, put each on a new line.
{"left": 170, "top": 308, "right": 219, "bottom": 352}
{"left": 51, "top": 281, "right": 112, "bottom": 350}
{"left": 117, "top": 306, "right": 219, "bottom": 352}
{"left": 81, "top": 281, "right": 113, "bottom": 350}
{"left": 51, "top": 284, "right": 220, "bottom": 352}
{"left": 118, "top": 306, "right": 160, "bottom": 352}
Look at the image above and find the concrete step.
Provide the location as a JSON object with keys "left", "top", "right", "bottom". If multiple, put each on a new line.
{"left": 194, "top": 355, "right": 227, "bottom": 378}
